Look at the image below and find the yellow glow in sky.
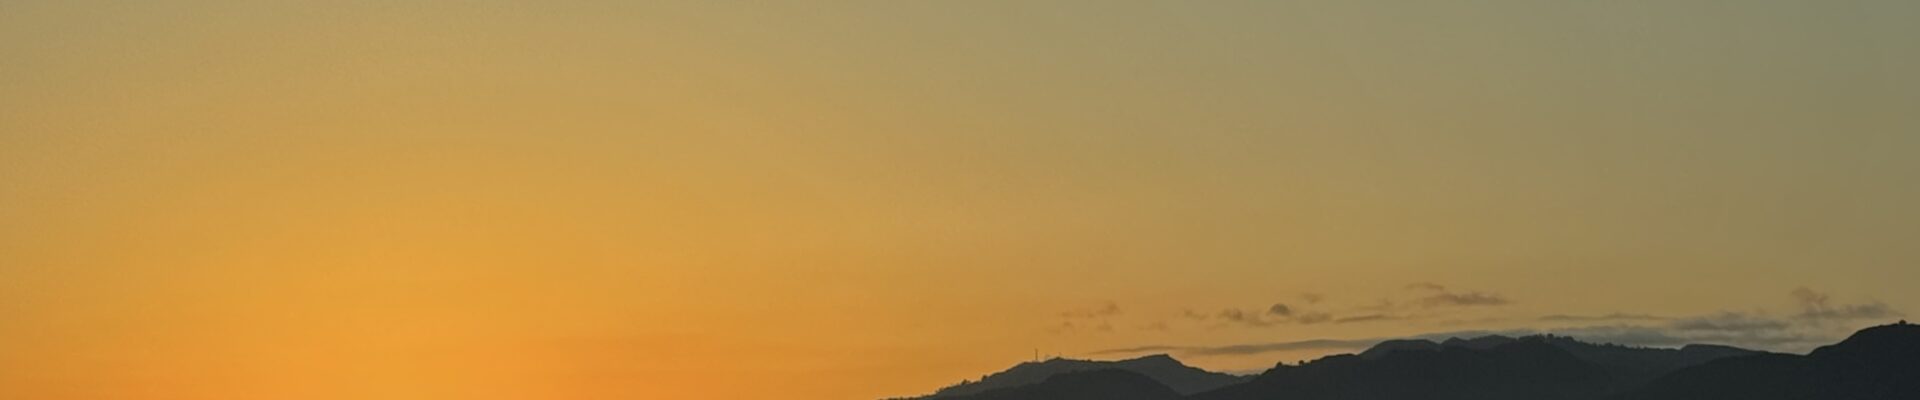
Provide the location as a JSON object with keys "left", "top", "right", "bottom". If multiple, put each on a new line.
{"left": 4, "top": 1, "right": 1919, "bottom": 399}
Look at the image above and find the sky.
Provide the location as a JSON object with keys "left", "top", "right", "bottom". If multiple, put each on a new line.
{"left": 3, "top": 1, "right": 1918, "bottom": 399}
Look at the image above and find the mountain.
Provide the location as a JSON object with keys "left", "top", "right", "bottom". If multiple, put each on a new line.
{"left": 1356, "top": 334, "right": 1759, "bottom": 391}
{"left": 937, "top": 369, "right": 1183, "bottom": 400}
{"left": 900, "top": 323, "right": 1913, "bottom": 400}
{"left": 1193, "top": 338, "right": 1618, "bottom": 400}
{"left": 919, "top": 354, "right": 1246, "bottom": 398}
{"left": 1622, "top": 321, "right": 1920, "bottom": 400}
{"left": 1536, "top": 337, "right": 1758, "bottom": 390}
{"left": 1444, "top": 335, "right": 1523, "bottom": 350}
{"left": 1356, "top": 339, "right": 1445, "bottom": 359}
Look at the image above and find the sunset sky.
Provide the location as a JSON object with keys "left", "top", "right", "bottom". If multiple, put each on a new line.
{"left": 4, "top": 1, "right": 1918, "bottom": 399}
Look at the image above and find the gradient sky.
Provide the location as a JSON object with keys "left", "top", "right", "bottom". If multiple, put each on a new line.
{"left": 4, "top": 1, "right": 1919, "bottom": 399}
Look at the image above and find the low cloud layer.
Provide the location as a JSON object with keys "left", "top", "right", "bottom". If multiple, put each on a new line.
{"left": 1538, "top": 313, "right": 1669, "bottom": 322}
{"left": 1089, "top": 338, "right": 1386, "bottom": 357}
{"left": 1091, "top": 288, "right": 1903, "bottom": 359}
{"left": 1192, "top": 301, "right": 1338, "bottom": 328}
{"left": 1794, "top": 287, "right": 1900, "bottom": 321}
{"left": 1059, "top": 302, "right": 1123, "bottom": 319}
{"left": 1407, "top": 283, "right": 1511, "bottom": 308}
{"left": 1171, "top": 283, "right": 1508, "bottom": 330}
{"left": 1334, "top": 314, "right": 1405, "bottom": 324}
{"left": 1049, "top": 301, "right": 1124, "bottom": 333}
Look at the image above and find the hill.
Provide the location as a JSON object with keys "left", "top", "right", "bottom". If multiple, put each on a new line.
{"left": 898, "top": 323, "right": 1913, "bottom": 400}
{"left": 1622, "top": 321, "right": 1920, "bottom": 400}
{"left": 1193, "top": 338, "right": 1617, "bottom": 400}
{"left": 918, "top": 354, "right": 1246, "bottom": 398}
{"left": 938, "top": 369, "right": 1183, "bottom": 400}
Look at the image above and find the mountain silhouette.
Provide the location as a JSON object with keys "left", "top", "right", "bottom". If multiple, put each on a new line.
{"left": 1356, "top": 334, "right": 1758, "bottom": 392}
{"left": 1622, "top": 321, "right": 1920, "bottom": 400}
{"left": 1193, "top": 338, "right": 1618, "bottom": 400}
{"left": 917, "top": 354, "right": 1246, "bottom": 398}
{"left": 900, "top": 323, "right": 1914, "bottom": 400}
{"left": 936, "top": 369, "right": 1184, "bottom": 400}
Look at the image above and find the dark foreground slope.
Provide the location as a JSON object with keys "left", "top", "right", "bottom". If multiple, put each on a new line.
{"left": 1359, "top": 335, "right": 1757, "bottom": 390}
{"left": 1194, "top": 338, "right": 1616, "bottom": 400}
{"left": 1623, "top": 322, "right": 1920, "bottom": 400}
{"left": 940, "top": 369, "right": 1183, "bottom": 400}
{"left": 922, "top": 354, "right": 1245, "bottom": 397}
{"left": 897, "top": 323, "right": 1913, "bottom": 400}
{"left": 1194, "top": 334, "right": 1757, "bottom": 400}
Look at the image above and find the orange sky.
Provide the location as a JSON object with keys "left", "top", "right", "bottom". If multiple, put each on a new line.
{"left": 4, "top": 2, "right": 1918, "bottom": 399}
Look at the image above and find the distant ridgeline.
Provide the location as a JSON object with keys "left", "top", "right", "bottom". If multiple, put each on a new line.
{"left": 903, "top": 354, "right": 1249, "bottom": 399}
{"left": 894, "top": 321, "right": 1920, "bottom": 400}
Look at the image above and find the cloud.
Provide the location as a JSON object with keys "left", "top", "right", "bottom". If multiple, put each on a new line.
{"left": 1186, "top": 339, "right": 1381, "bottom": 356}
{"left": 1090, "top": 330, "right": 1526, "bottom": 357}
{"left": 1090, "top": 318, "right": 1836, "bottom": 359}
{"left": 1050, "top": 302, "right": 1123, "bottom": 334}
{"left": 1548, "top": 322, "right": 1824, "bottom": 349}
{"left": 1791, "top": 287, "right": 1830, "bottom": 308}
{"left": 1334, "top": 314, "right": 1403, "bottom": 324}
{"left": 1538, "top": 313, "right": 1669, "bottom": 322}
{"left": 1534, "top": 289, "right": 1906, "bottom": 350}
{"left": 1437, "top": 316, "right": 1512, "bottom": 326}
{"left": 1182, "top": 285, "right": 1513, "bottom": 330}
{"left": 1097, "top": 288, "right": 1904, "bottom": 358}
{"left": 1793, "top": 287, "right": 1902, "bottom": 321}
{"left": 1295, "top": 312, "right": 1333, "bottom": 324}
{"left": 1215, "top": 308, "right": 1276, "bottom": 327}
{"left": 1217, "top": 308, "right": 1258, "bottom": 322}
{"left": 1357, "top": 298, "right": 1398, "bottom": 312}
{"left": 1088, "top": 345, "right": 1189, "bottom": 355}
{"left": 1200, "top": 301, "right": 1336, "bottom": 327}
{"left": 1396, "top": 283, "right": 1512, "bottom": 308}
{"left": 1553, "top": 288, "right": 1907, "bottom": 349}
{"left": 1090, "top": 338, "right": 1384, "bottom": 357}
{"left": 1418, "top": 291, "right": 1510, "bottom": 308}
{"left": 1046, "top": 320, "right": 1116, "bottom": 334}
{"left": 1669, "top": 312, "right": 1790, "bottom": 332}
{"left": 1060, "top": 302, "right": 1123, "bottom": 319}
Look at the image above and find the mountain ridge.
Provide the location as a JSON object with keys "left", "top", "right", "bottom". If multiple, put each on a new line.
{"left": 898, "top": 322, "right": 1918, "bottom": 400}
{"left": 1622, "top": 321, "right": 1920, "bottom": 400}
{"left": 909, "top": 353, "right": 1246, "bottom": 399}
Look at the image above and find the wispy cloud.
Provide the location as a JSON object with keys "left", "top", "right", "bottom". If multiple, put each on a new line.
{"left": 1088, "top": 345, "right": 1191, "bottom": 355}
{"left": 1669, "top": 312, "right": 1789, "bottom": 332}
{"left": 1334, "top": 314, "right": 1405, "bottom": 324}
{"left": 1188, "top": 298, "right": 1339, "bottom": 328}
{"left": 1049, "top": 302, "right": 1123, "bottom": 334}
{"left": 1136, "top": 321, "right": 1171, "bottom": 332}
{"left": 1089, "top": 338, "right": 1386, "bottom": 357}
{"left": 1177, "top": 285, "right": 1512, "bottom": 330}
{"left": 1047, "top": 320, "right": 1115, "bottom": 334}
{"left": 1090, "top": 318, "right": 1835, "bottom": 359}
{"left": 1418, "top": 291, "right": 1510, "bottom": 308}
{"left": 1267, "top": 303, "right": 1294, "bottom": 317}
{"left": 1096, "top": 289, "right": 1904, "bottom": 358}
{"left": 1215, "top": 308, "right": 1274, "bottom": 327}
{"left": 1793, "top": 287, "right": 1901, "bottom": 321}
{"left": 1395, "top": 283, "right": 1513, "bottom": 308}
{"left": 1295, "top": 312, "right": 1333, "bottom": 324}
{"left": 1059, "top": 301, "right": 1123, "bottom": 319}
{"left": 1090, "top": 329, "right": 1531, "bottom": 357}
{"left": 1538, "top": 313, "right": 1669, "bottom": 322}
